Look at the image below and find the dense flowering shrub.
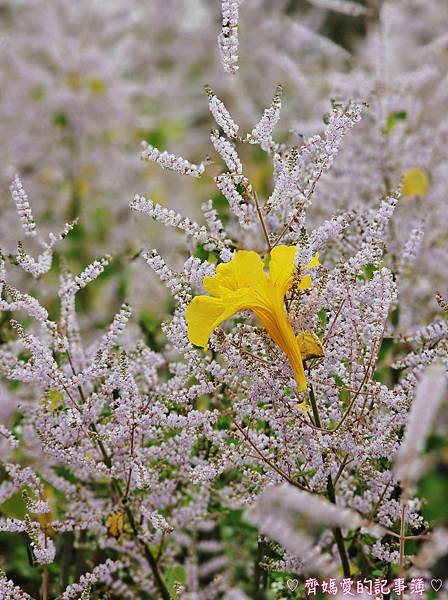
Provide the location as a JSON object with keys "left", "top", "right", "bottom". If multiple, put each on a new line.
{"left": 0, "top": 1, "right": 447, "bottom": 599}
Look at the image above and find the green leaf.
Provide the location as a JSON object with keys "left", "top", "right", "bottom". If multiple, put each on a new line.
{"left": 385, "top": 110, "right": 407, "bottom": 134}
{"left": 377, "top": 337, "right": 394, "bottom": 363}
{"left": 0, "top": 492, "right": 27, "bottom": 519}
{"left": 194, "top": 244, "right": 209, "bottom": 262}
{"left": 390, "top": 305, "right": 400, "bottom": 327}
{"left": 296, "top": 468, "right": 317, "bottom": 477}
{"left": 251, "top": 145, "right": 267, "bottom": 162}
{"left": 216, "top": 415, "right": 231, "bottom": 430}
{"left": 165, "top": 565, "right": 186, "bottom": 599}
{"left": 318, "top": 308, "right": 328, "bottom": 329}
{"left": 53, "top": 111, "right": 70, "bottom": 128}
{"left": 43, "top": 388, "right": 63, "bottom": 411}
{"left": 332, "top": 374, "right": 345, "bottom": 387}
{"left": 363, "top": 262, "right": 376, "bottom": 281}
{"left": 418, "top": 467, "right": 448, "bottom": 524}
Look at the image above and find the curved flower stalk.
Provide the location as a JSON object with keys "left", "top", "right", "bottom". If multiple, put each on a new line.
{"left": 186, "top": 245, "right": 319, "bottom": 391}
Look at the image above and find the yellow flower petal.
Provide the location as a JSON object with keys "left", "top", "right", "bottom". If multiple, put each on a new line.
{"left": 186, "top": 293, "right": 249, "bottom": 348}
{"left": 250, "top": 287, "right": 307, "bottom": 391}
{"left": 203, "top": 250, "right": 264, "bottom": 297}
{"left": 401, "top": 168, "right": 430, "bottom": 198}
{"left": 297, "top": 331, "right": 324, "bottom": 360}
{"left": 298, "top": 274, "right": 311, "bottom": 290}
{"left": 106, "top": 510, "right": 124, "bottom": 539}
{"left": 268, "top": 245, "right": 296, "bottom": 295}
{"left": 307, "top": 252, "right": 320, "bottom": 269}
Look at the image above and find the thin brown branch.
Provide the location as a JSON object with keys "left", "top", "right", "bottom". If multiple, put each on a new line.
{"left": 252, "top": 189, "right": 272, "bottom": 252}
{"left": 399, "top": 503, "right": 407, "bottom": 599}
{"left": 229, "top": 414, "right": 308, "bottom": 491}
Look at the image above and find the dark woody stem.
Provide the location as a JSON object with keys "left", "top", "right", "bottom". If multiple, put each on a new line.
{"left": 309, "top": 385, "right": 351, "bottom": 578}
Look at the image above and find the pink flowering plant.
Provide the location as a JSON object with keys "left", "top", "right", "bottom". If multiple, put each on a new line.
{"left": 1, "top": 2, "right": 448, "bottom": 600}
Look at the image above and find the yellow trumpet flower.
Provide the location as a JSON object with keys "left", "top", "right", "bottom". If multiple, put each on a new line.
{"left": 186, "top": 245, "right": 319, "bottom": 391}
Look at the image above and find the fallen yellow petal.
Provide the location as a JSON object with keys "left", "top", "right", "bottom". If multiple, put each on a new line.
{"left": 401, "top": 168, "right": 430, "bottom": 198}
{"left": 297, "top": 331, "right": 324, "bottom": 360}
{"left": 307, "top": 252, "right": 320, "bottom": 269}
{"left": 106, "top": 510, "right": 124, "bottom": 539}
{"left": 298, "top": 274, "right": 312, "bottom": 290}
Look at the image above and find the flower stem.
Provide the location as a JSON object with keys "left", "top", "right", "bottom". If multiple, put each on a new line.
{"left": 42, "top": 565, "right": 48, "bottom": 600}
{"left": 327, "top": 475, "right": 352, "bottom": 578}
{"left": 398, "top": 502, "right": 407, "bottom": 600}
{"left": 253, "top": 538, "right": 267, "bottom": 599}
{"left": 308, "top": 384, "right": 321, "bottom": 429}
{"left": 253, "top": 189, "right": 272, "bottom": 252}
{"left": 309, "top": 384, "right": 351, "bottom": 577}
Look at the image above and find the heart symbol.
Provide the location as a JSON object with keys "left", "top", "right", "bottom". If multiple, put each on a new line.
{"left": 287, "top": 578, "right": 298, "bottom": 592}
{"left": 431, "top": 579, "right": 443, "bottom": 592}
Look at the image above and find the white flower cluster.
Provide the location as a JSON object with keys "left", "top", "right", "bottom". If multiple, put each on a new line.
{"left": 131, "top": 194, "right": 211, "bottom": 244}
{"left": 73, "top": 256, "right": 111, "bottom": 291}
{"left": 7, "top": 178, "right": 79, "bottom": 278}
{"left": 61, "top": 560, "right": 122, "bottom": 599}
{"left": 141, "top": 141, "right": 209, "bottom": 177}
{"left": 206, "top": 85, "right": 240, "bottom": 139}
{"left": 210, "top": 129, "right": 242, "bottom": 174}
{"left": 215, "top": 173, "right": 256, "bottom": 229}
{"left": 0, "top": 571, "right": 34, "bottom": 599}
{"left": 246, "top": 84, "right": 283, "bottom": 150}
{"left": 218, "top": 0, "right": 240, "bottom": 74}
{"left": 9, "top": 175, "right": 36, "bottom": 237}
